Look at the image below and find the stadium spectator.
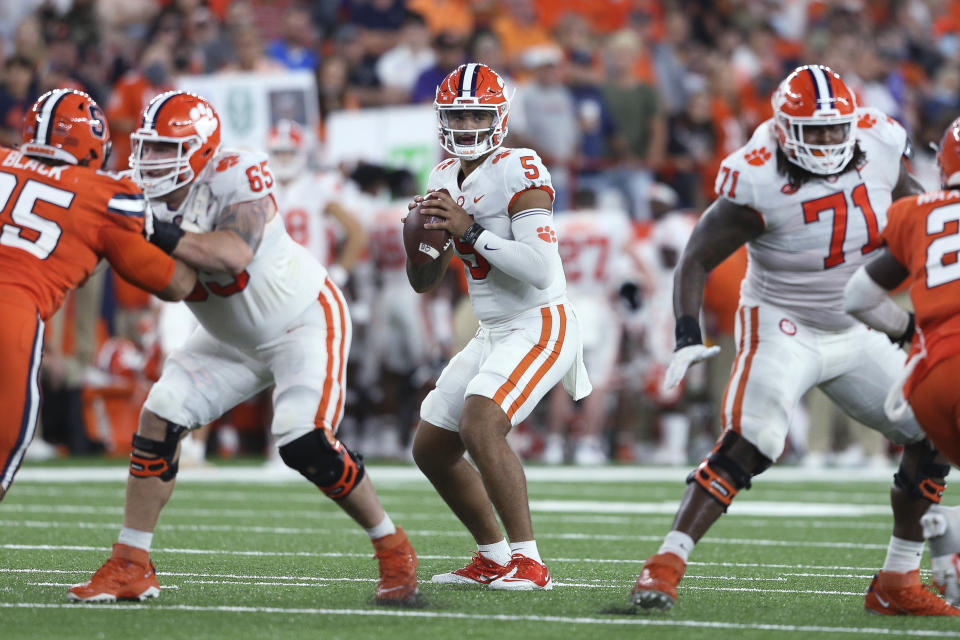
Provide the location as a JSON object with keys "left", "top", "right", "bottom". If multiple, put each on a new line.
{"left": 375, "top": 11, "right": 435, "bottom": 102}
{"left": 0, "top": 55, "right": 36, "bottom": 148}
{"left": 410, "top": 32, "right": 466, "bottom": 104}
{"left": 602, "top": 28, "right": 664, "bottom": 220}
{"left": 265, "top": 4, "right": 319, "bottom": 71}
{"left": 105, "top": 43, "right": 175, "bottom": 170}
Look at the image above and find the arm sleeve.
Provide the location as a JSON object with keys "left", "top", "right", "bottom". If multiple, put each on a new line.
{"left": 472, "top": 208, "right": 561, "bottom": 289}
{"left": 98, "top": 225, "right": 176, "bottom": 294}
{"left": 843, "top": 265, "right": 911, "bottom": 337}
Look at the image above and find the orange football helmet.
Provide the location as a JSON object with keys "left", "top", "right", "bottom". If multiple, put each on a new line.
{"left": 771, "top": 65, "right": 857, "bottom": 175}
{"left": 266, "top": 119, "right": 307, "bottom": 181}
{"left": 21, "top": 89, "right": 111, "bottom": 169}
{"left": 130, "top": 91, "right": 221, "bottom": 198}
{"left": 938, "top": 116, "right": 960, "bottom": 188}
{"left": 435, "top": 63, "right": 511, "bottom": 158}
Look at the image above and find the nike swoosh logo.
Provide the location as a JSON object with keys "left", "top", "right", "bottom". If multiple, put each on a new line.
{"left": 483, "top": 244, "right": 499, "bottom": 251}
{"left": 875, "top": 593, "right": 890, "bottom": 608}
{"left": 378, "top": 585, "right": 409, "bottom": 594}
{"left": 474, "top": 195, "right": 485, "bottom": 203}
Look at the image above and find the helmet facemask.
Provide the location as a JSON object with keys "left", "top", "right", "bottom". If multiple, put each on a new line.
{"left": 775, "top": 114, "right": 856, "bottom": 175}
{"left": 130, "top": 133, "right": 202, "bottom": 198}
{"left": 436, "top": 104, "right": 508, "bottom": 159}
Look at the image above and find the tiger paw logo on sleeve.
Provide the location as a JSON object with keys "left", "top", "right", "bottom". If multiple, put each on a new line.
{"left": 745, "top": 147, "right": 771, "bottom": 166}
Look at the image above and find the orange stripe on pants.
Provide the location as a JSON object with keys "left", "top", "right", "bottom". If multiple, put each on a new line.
{"left": 314, "top": 280, "right": 338, "bottom": 432}
{"left": 720, "top": 306, "right": 747, "bottom": 431}
{"left": 325, "top": 278, "right": 348, "bottom": 431}
{"left": 493, "top": 307, "right": 552, "bottom": 407}
{"left": 730, "top": 307, "right": 759, "bottom": 432}
{"left": 506, "top": 305, "right": 567, "bottom": 420}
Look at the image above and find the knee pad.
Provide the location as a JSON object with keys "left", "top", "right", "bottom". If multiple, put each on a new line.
{"left": 895, "top": 441, "right": 950, "bottom": 503}
{"left": 129, "top": 422, "right": 186, "bottom": 482}
{"left": 278, "top": 429, "right": 365, "bottom": 499}
{"left": 687, "top": 431, "right": 772, "bottom": 511}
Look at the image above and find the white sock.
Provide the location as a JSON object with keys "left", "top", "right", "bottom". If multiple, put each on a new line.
{"left": 365, "top": 513, "right": 397, "bottom": 540}
{"left": 658, "top": 530, "right": 695, "bottom": 563}
{"left": 882, "top": 535, "right": 924, "bottom": 573}
{"left": 118, "top": 527, "right": 153, "bottom": 552}
{"left": 478, "top": 539, "right": 512, "bottom": 566}
{"left": 509, "top": 539, "right": 542, "bottom": 564}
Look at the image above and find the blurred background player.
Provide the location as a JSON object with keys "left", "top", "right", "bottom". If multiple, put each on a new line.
{"left": 632, "top": 65, "right": 958, "bottom": 617}
{"left": 544, "top": 187, "right": 631, "bottom": 465}
{"left": 407, "top": 63, "right": 590, "bottom": 591}
{"left": 268, "top": 118, "right": 366, "bottom": 290}
{"left": 68, "top": 91, "right": 418, "bottom": 606}
{"left": 0, "top": 88, "right": 196, "bottom": 500}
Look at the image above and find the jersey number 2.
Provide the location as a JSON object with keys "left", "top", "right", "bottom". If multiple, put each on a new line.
{"left": 802, "top": 184, "right": 881, "bottom": 269}
{"left": 926, "top": 203, "right": 960, "bottom": 288}
{"left": 0, "top": 173, "right": 69, "bottom": 260}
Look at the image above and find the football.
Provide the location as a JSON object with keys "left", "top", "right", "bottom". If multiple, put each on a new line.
{"left": 403, "top": 193, "right": 451, "bottom": 267}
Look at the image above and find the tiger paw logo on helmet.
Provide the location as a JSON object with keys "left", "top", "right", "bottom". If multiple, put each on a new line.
{"left": 189, "top": 103, "right": 219, "bottom": 141}
{"left": 745, "top": 147, "right": 771, "bottom": 166}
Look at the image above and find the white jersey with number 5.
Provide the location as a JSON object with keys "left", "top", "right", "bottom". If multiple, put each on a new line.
{"left": 717, "top": 107, "right": 907, "bottom": 331}
{"left": 425, "top": 148, "right": 566, "bottom": 323}
{"left": 150, "top": 148, "right": 326, "bottom": 347}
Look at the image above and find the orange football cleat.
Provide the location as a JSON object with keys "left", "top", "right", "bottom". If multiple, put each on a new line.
{"left": 67, "top": 543, "right": 160, "bottom": 603}
{"left": 373, "top": 526, "right": 419, "bottom": 605}
{"left": 488, "top": 554, "right": 552, "bottom": 590}
{"left": 630, "top": 552, "right": 686, "bottom": 611}
{"left": 431, "top": 552, "right": 511, "bottom": 586}
{"left": 864, "top": 570, "right": 960, "bottom": 616}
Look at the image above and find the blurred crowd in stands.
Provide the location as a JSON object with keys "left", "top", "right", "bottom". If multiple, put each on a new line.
{"left": 4, "top": 0, "right": 956, "bottom": 468}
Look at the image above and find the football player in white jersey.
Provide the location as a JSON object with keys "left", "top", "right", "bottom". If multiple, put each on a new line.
{"left": 267, "top": 119, "right": 366, "bottom": 288}
{"left": 630, "top": 66, "right": 957, "bottom": 616}
{"left": 406, "top": 64, "right": 591, "bottom": 590}
{"left": 68, "top": 92, "right": 419, "bottom": 606}
{"left": 544, "top": 188, "right": 632, "bottom": 465}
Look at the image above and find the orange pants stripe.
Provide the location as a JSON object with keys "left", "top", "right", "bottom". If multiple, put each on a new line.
{"left": 493, "top": 307, "right": 552, "bottom": 407}
{"left": 1, "top": 305, "right": 44, "bottom": 492}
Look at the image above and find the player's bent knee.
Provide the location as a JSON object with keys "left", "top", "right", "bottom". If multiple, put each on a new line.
{"left": 278, "top": 429, "right": 365, "bottom": 499}
{"left": 688, "top": 431, "right": 773, "bottom": 511}
{"left": 129, "top": 421, "right": 187, "bottom": 482}
{"left": 895, "top": 440, "right": 950, "bottom": 503}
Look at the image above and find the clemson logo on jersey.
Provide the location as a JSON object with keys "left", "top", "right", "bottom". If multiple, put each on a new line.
{"left": 858, "top": 113, "right": 877, "bottom": 129}
{"left": 537, "top": 226, "right": 557, "bottom": 243}
{"left": 216, "top": 155, "right": 239, "bottom": 172}
{"left": 745, "top": 147, "right": 771, "bottom": 166}
{"left": 779, "top": 318, "right": 797, "bottom": 336}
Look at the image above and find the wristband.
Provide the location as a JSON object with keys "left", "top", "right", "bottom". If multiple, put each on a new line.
{"left": 674, "top": 315, "right": 703, "bottom": 350}
{"left": 150, "top": 220, "right": 185, "bottom": 255}
{"left": 894, "top": 312, "right": 915, "bottom": 347}
{"left": 462, "top": 222, "right": 485, "bottom": 245}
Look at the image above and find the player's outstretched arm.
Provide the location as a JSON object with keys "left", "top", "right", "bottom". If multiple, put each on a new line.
{"left": 843, "top": 249, "right": 913, "bottom": 343}
{"left": 172, "top": 196, "right": 273, "bottom": 273}
{"left": 100, "top": 226, "right": 198, "bottom": 301}
{"left": 325, "top": 200, "right": 368, "bottom": 279}
{"left": 664, "top": 198, "right": 764, "bottom": 390}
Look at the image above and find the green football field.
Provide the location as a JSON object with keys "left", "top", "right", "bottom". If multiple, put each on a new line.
{"left": 2, "top": 460, "right": 959, "bottom": 639}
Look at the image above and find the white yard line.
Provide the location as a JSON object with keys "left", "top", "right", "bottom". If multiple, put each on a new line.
{"left": 15, "top": 463, "right": 902, "bottom": 484}
{"left": 0, "top": 499, "right": 893, "bottom": 519}
{"left": 0, "top": 520, "right": 888, "bottom": 548}
{"left": 0, "top": 568, "right": 883, "bottom": 581}
{"left": 0, "top": 601, "right": 953, "bottom": 637}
